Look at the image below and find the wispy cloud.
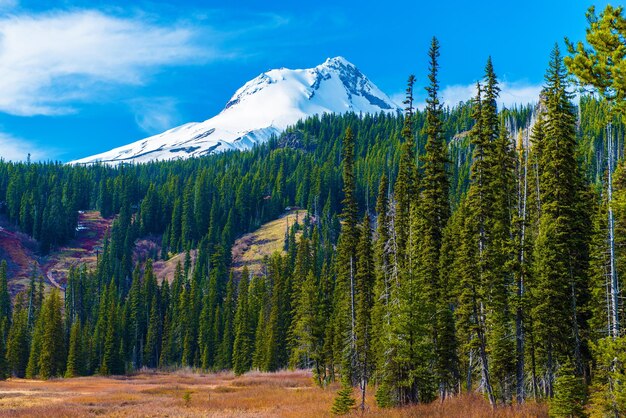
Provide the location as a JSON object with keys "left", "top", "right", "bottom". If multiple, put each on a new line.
{"left": 394, "top": 81, "right": 543, "bottom": 111}
{"left": 0, "top": 133, "right": 56, "bottom": 161}
{"left": 0, "top": 10, "right": 213, "bottom": 116}
{"left": 129, "top": 97, "right": 182, "bottom": 135}
{"left": 441, "top": 81, "right": 542, "bottom": 108}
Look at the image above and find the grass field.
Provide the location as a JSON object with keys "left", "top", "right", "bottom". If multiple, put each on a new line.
{"left": 232, "top": 209, "right": 306, "bottom": 278}
{"left": 0, "top": 370, "right": 547, "bottom": 417}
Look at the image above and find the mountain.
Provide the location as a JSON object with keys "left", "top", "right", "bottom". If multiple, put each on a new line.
{"left": 71, "top": 57, "right": 400, "bottom": 165}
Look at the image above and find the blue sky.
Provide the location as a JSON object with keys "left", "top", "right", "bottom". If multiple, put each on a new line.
{"left": 0, "top": 0, "right": 611, "bottom": 161}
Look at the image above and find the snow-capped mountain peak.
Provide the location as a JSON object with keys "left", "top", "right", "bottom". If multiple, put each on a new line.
{"left": 71, "top": 57, "right": 400, "bottom": 165}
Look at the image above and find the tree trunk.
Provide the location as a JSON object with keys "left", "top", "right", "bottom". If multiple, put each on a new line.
{"left": 475, "top": 299, "right": 496, "bottom": 407}
{"left": 607, "top": 123, "right": 620, "bottom": 338}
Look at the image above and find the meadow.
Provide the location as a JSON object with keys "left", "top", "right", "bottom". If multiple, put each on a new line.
{"left": 0, "top": 370, "right": 547, "bottom": 417}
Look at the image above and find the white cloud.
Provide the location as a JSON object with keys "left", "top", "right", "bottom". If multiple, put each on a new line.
{"left": 441, "top": 81, "right": 543, "bottom": 108}
{"left": 393, "top": 81, "right": 543, "bottom": 111}
{"left": 130, "top": 97, "right": 181, "bottom": 135}
{"left": 0, "top": 10, "right": 212, "bottom": 116}
{"left": 0, "top": 133, "right": 54, "bottom": 161}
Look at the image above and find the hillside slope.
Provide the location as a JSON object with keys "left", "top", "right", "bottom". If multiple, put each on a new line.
{"left": 0, "top": 211, "right": 111, "bottom": 295}
{"left": 232, "top": 209, "right": 307, "bottom": 277}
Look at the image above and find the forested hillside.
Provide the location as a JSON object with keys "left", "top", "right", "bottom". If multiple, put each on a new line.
{"left": 0, "top": 4, "right": 625, "bottom": 417}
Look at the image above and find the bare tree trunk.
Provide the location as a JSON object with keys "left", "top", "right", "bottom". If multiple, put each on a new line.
{"left": 474, "top": 298, "right": 496, "bottom": 407}
{"left": 350, "top": 256, "right": 356, "bottom": 383}
{"left": 607, "top": 123, "right": 620, "bottom": 338}
{"left": 467, "top": 347, "right": 473, "bottom": 392}
{"left": 360, "top": 362, "right": 367, "bottom": 411}
{"left": 547, "top": 345, "right": 554, "bottom": 398}
{"left": 607, "top": 122, "right": 621, "bottom": 418}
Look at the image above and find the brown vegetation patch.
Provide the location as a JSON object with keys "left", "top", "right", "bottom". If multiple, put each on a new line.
{"left": 0, "top": 211, "right": 112, "bottom": 297}
{"left": 153, "top": 249, "right": 198, "bottom": 283}
{"left": 0, "top": 370, "right": 547, "bottom": 417}
{"left": 0, "top": 217, "right": 40, "bottom": 296}
{"left": 41, "top": 210, "right": 112, "bottom": 289}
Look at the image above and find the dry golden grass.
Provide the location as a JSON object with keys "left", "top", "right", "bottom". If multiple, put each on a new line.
{"left": 152, "top": 249, "right": 198, "bottom": 283}
{"left": 232, "top": 210, "right": 306, "bottom": 277}
{"left": 0, "top": 370, "right": 547, "bottom": 417}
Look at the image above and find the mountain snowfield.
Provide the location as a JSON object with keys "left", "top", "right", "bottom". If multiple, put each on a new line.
{"left": 71, "top": 57, "right": 400, "bottom": 165}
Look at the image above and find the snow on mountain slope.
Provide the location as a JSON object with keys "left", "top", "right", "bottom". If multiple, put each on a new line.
{"left": 71, "top": 56, "right": 400, "bottom": 165}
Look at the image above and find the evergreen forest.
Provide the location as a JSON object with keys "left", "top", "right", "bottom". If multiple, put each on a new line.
{"left": 1, "top": 4, "right": 626, "bottom": 416}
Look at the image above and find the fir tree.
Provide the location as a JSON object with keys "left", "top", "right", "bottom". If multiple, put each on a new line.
{"left": 233, "top": 267, "right": 253, "bottom": 375}
{"left": 372, "top": 174, "right": 395, "bottom": 407}
{"left": 37, "top": 289, "right": 66, "bottom": 379}
{"left": 531, "top": 45, "right": 589, "bottom": 396}
{"left": 0, "top": 318, "right": 8, "bottom": 379}
{"left": 0, "top": 261, "right": 11, "bottom": 327}
{"left": 7, "top": 294, "right": 30, "bottom": 378}
{"left": 394, "top": 75, "right": 418, "bottom": 263}
{"left": 419, "top": 36, "right": 458, "bottom": 399}
{"left": 289, "top": 269, "right": 319, "bottom": 369}
{"left": 65, "top": 319, "right": 82, "bottom": 378}
{"left": 457, "top": 60, "right": 501, "bottom": 405}
{"left": 587, "top": 336, "right": 626, "bottom": 416}
{"left": 101, "top": 280, "right": 121, "bottom": 375}
{"left": 144, "top": 295, "right": 161, "bottom": 368}
{"left": 354, "top": 214, "right": 374, "bottom": 410}
{"left": 216, "top": 273, "right": 236, "bottom": 370}
{"left": 331, "top": 377, "right": 356, "bottom": 415}
{"left": 550, "top": 360, "right": 587, "bottom": 417}
{"left": 233, "top": 267, "right": 254, "bottom": 375}
{"left": 332, "top": 127, "right": 360, "bottom": 385}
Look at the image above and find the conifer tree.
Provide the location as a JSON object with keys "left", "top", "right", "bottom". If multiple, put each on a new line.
{"left": 332, "top": 126, "right": 360, "bottom": 384}
{"left": 26, "top": 298, "right": 45, "bottom": 378}
{"left": 458, "top": 65, "right": 497, "bottom": 405}
{"left": 419, "top": 36, "right": 458, "bottom": 399}
{"left": 233, "top": 267, "right": 253, "bottom": 375}
{"left": 531, "top": 45, "right": 589, "bottom": 396}
{"left": 7, "top": 293, "right": 30, "bottom": 377}
{"left": 289, "top": 269, "right": 319, "bottom": 369}
{"left": 588, "top": 336, "right": 626, "bottom": 416}
{"left": 394, "top": 75, "right": 418, "bottom": 263}
{"left": 144, "top": 295, "right": 160, "bottom": 368}
{"left": 0, "top": 261, "right": 11, "bottom": 327}
{"left": 159, "top": 312, "right": 173, "bottom": 368}
{"left": 37, "top": 289, "right": 65, "bottom": 379}
{"left": 488, "top": 118, "right": 516, "bottom": 403}
{"left": 128, "top": 267, "right": 144, "bottom": 369}
{"left": 550, "top": 360, "right": 587, "bottom": 417}
{"left": 216, "top": 273, "right": 236, "bottom": 370}
{"left": 354, "top": 214, "right": 374, "bottom": 410}
{"left": 372, "top": 174, "right": 396, "bottom": 407}
{"left": 65, "top": 319, "right": 82, "bottom": 378}
{"left": 331, "top": 378, "right": 356, "bottom": 415}
{"left": 565, "top": 5, "right": 626, "bottom": 115}
{"left": 587, "top": 195, "right": 611, "bottom": 333}
{"left": 101, "top": 281, "right": 121, "bottom": 375}
{"left": 288, "top": 235, "right": 312, "bottom": 358}
{"left": 0, "top": 318, "right": 8, "bottom": 380}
